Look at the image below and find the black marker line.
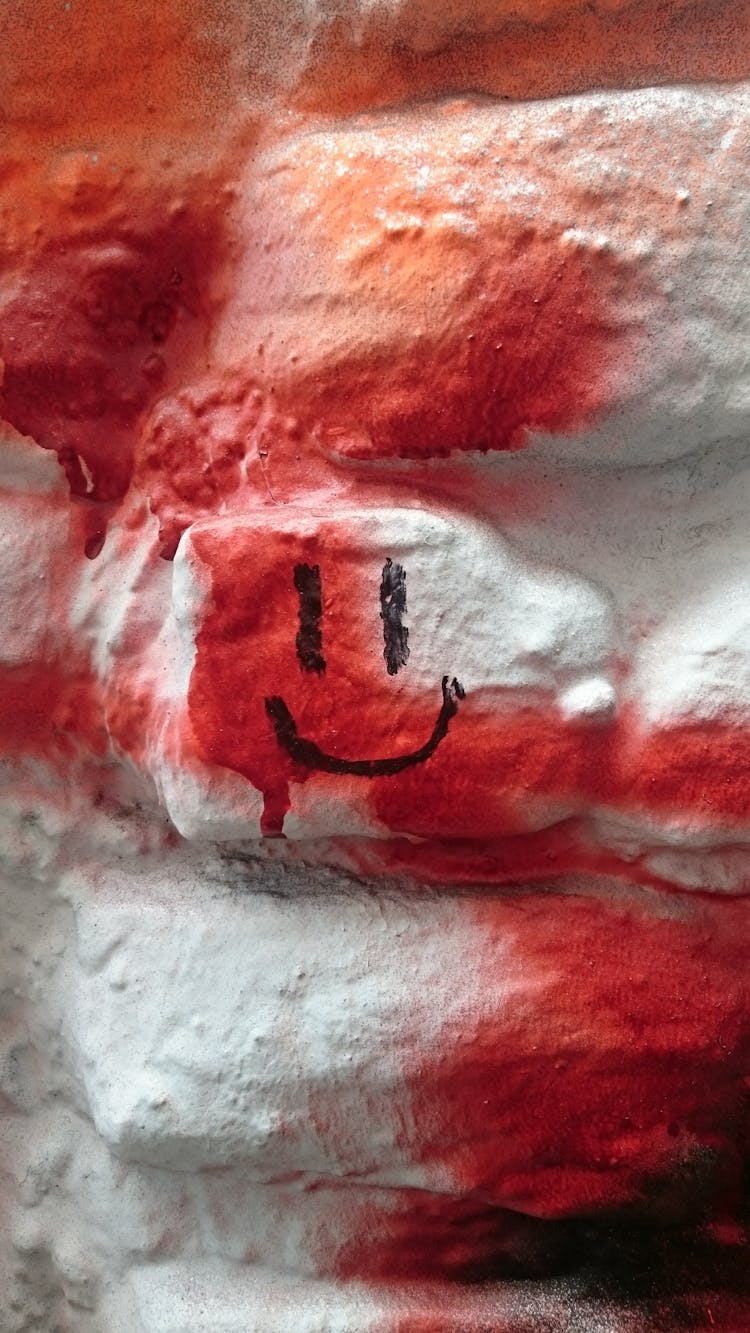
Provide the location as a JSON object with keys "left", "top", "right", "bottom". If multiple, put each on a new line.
{"left": 264, "top": 676, "right": 465, "bottom": 777}
{"left": 293, "top": 563, "right": 326, "bottom": 674}
{"left": 380, "top": 557, "right": 409, "bottom": 676}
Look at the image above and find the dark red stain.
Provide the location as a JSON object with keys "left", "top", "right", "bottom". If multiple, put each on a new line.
{"left": 404, "top": 890, "right": 750, "bottom": 1217}
{"left": 351, "top": 826, "right": 677, "bottom": 893}
{"left": 0, "top": 201, "right": 226, "bottom": 506}
{"left": 332, "top": 1190, "right": 574, "bottom": 1284}
{"left": 203, "top": 1176, "right": 581, "bottom": 1288}
{"left": 320, "top": 891, "right": 750, "bottom": 1319}
{"left": 385, "top": 1316, "right": 527, "bottom": 1333}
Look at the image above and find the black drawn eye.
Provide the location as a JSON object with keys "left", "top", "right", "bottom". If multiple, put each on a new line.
{"left": 294, "top": 563, "right": 326, "bottom": 674}
{"left": 380, "top": 558, "right": 409, "bottom": 676}
{"left": 293, "top": 559, "right": 410, "bottom": 677}
{"left": 269, "top": 560, "right": 463, "bottom": 777}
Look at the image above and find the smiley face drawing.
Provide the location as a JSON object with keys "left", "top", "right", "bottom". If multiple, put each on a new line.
{"left": 162, "top": 506, "right": 617, "bottom": 857}
{"left": 263, "top": 556, "right": 466, "bottom": 781}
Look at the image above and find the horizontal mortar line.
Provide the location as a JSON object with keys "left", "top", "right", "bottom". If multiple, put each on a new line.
{"left": 286, "top": 73, "right": 750, "bottom": 134}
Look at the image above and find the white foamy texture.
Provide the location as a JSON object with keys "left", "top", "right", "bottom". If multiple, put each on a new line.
{"left": 110, "top": 1260, "right": 587, "bottom": 1333}
{"left": 0, "top": 432, "right": 70, "bottom": 667}
{"left": 634, "top": 570, "right": 750, "bottom": 725}
{"left": 231, "top": 84, "right": 750, "bottom": 468}
{"left": 64, "top": 857, "right": 506, "bottom": 1178}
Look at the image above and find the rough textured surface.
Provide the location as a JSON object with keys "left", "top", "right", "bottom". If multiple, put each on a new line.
{"left": 2, "top": 1, "right": 750, "bottom": 1330}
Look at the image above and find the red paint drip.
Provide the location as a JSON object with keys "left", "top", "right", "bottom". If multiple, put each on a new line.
{"left": 0, "top": 185, "right": 227, "bottom": 506}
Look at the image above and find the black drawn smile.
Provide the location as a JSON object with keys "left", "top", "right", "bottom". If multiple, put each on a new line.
{"left": 265, "top": 675, "right": 465, "bottom": 777}
{"left": 264, "top": 558, "right": 465, "bottom": 775}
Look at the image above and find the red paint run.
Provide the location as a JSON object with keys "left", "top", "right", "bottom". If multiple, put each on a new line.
{"left": 1, "top": 1, "right": 243, "bottom": 554}
{"left": 348, "top": 825, "right": 684, "bottom": 895}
